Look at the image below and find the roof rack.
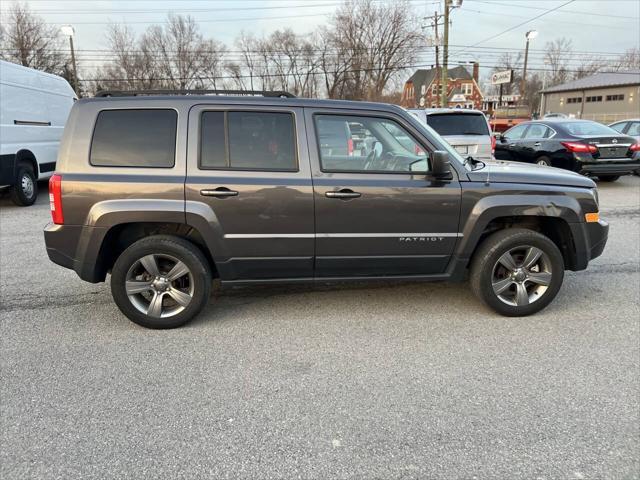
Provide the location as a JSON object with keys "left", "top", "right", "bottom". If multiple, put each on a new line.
{"left": 94, "top": 89, "right": 295, "bottom": 98}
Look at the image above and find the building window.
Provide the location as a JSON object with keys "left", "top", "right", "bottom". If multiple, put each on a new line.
{"left": 462, "top": 83, "right": 473, "bottom": 96}
{"left": 606, "top": 94, "right": 624, "bottom": 101}
{"left": 586, "top": 95, "right": 603, "bottom": 103}
{"left": 567, "top": 97, "right": 582, "bottom": 104}
{"left": 431, "top": 84, "right": 443, "bottom": 95}
{"left": 421, "top": 85, "right": 426, "bottom": 95}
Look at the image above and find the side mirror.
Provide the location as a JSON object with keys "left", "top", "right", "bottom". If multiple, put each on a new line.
{"left": 430, "top": 151, "right": 453, "bottom": 180}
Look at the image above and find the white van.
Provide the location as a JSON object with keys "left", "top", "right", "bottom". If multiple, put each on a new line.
{"left": 1, "top": 60, "right": 76, "bottom": 205}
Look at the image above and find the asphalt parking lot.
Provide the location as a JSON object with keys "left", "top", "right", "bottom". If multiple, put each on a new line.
{"left": 1, "top": 176, "right": 639, "bottom": 479}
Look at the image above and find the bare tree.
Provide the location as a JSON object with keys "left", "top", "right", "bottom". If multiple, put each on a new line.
{"left": 573, "top": 56, "right": 607, "bottom": 80}
{"left": 95, "top": 14, "right": 225, "bottom": 91}
{"left": 0, "top": 2, "right": 69, "bottom": 75}
{"left": 323, "top": 0, "right": 421, "bottom": 101}
{"left": 544, "top": 37, "right": 573, "bottom": 86}
{"left": 613, "top": 47, "right": 640, "bottom": 71}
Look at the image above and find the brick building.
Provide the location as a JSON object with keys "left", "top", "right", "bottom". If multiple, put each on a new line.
{"left": 401, "top": 63, "right": 484, "bottom": 110}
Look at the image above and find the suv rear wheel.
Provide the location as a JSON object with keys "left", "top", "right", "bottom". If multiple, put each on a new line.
{"left": 470, "top": 229, "right": 564, "bottom": 316}
{"left": 111, "top": 235, "right": 212, "bottom": 329}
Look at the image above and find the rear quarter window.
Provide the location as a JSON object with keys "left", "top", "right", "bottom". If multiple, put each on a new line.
{"left": 90, "top": 109, "right": 177, "bottom": 167}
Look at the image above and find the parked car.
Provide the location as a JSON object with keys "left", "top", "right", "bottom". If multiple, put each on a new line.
{"left": 408, "top": 108, "right": 494, "bottom": 161}
{"left": 543, "top": 113, "right": 568, "bottom": 119}
{"left": 0, "top": 60, "right": 76, "bottom": 205}
{"left": 495, "top": 119, "right": 640, "bottom": 182}
{"left": 609, "top": 119, "right": 640, "bottom": 141}
{"left": 45, "top": 90, "right": 607, "bottom": 328}
{"left": 489, "top": 105, "right": 531, "bottom": 133}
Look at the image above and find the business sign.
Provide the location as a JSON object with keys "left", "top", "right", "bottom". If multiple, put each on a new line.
{"left": 491, "top": 70, "right": 513, "bottom": 85}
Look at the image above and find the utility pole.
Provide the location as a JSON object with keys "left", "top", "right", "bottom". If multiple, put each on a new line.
{"left": 440, "top": 1, "right": 449, "bottom": 108}
{"left": 520, "top": 30, "right": 538, "bottom": 105}
{"left": 61, "top": 25, "right": 79, "bottom": 97}
{"left": 440, "top": 0, "right": 462, "bottom": 108}
{"left": 423, "top": 11, "right": 444, "bottom": 108}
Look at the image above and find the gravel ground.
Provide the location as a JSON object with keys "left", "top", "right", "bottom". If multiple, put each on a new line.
{"left": 1, "top": 176, "right": 639, "bottom": 480}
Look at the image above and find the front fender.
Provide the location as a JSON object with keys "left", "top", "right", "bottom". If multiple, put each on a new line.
{"left": 455, "top": 194, "right": 583, "bottom": 261}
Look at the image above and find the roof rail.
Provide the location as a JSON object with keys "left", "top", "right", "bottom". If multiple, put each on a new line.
{"left": 94, "top": 89, "right": 295, "bottom": 98}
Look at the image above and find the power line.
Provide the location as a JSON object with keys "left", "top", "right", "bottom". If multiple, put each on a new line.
{"left": 450, "top": 0, "right": 577, "bottom": 58}
{"left": 467, "top": 0, "right": 639, "bottom": 20}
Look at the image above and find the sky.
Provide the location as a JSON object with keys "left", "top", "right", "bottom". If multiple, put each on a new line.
{"left": 1, "top": 0, "right": 639, "bottom": 83}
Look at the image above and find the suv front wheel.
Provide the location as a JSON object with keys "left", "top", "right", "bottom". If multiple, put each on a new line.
{"left": 111, "top": 235, "right": 212, "bottom": 329}
{"left": 470, "top": 229, "right": 564, "bottom": 316}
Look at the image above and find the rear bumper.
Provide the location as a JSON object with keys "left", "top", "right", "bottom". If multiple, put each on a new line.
{"left": 44, "top": 223, "right": 106, "bottom": 283}
{"left": 579, "top": 161, "right": 640, "bottom": 176}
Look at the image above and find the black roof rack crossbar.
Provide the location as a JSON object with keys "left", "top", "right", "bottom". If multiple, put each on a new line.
{"left": 94, "top": 89, "right": 295, "bottom": 98}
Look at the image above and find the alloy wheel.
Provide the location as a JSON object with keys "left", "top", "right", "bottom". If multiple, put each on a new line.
{"left": 125, "top": 253, "right": 194, "bottom": 318}
{"left": 491, "top": 245, "right": 553, "bottom": 307}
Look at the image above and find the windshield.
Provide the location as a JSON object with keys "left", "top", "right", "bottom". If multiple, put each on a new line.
{"left": 426, "top": 113, "right": 490, "bottom": 136}
{"left": 563, "top": 122, "right": 620, "bottom": 136}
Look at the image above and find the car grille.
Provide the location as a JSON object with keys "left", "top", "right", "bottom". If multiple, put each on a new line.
{"left": 598, "top": 146, "right": 629, "bottom": 158}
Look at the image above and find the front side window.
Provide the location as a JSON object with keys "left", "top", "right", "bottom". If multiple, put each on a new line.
{"left": 609, "top": 122, "right": 627, "bottom": 134}
{"left": 627, "top": 122, "right": 640, "bottom": 136}
{"left": 200, "top": 111, "right": 297, "bottom": 171}
{"left": 503, "top": 124, "right": 528, "bottom": 140}
{"left": 90, "top": 109, "right": 177, "bottom": 167}
{"left": 314, "top": 114, "right": 429, "bottom": 173}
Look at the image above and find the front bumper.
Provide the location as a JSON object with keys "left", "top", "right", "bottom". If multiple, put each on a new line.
{"left": 568, "top": 218, "right": 609, "bottom": 270}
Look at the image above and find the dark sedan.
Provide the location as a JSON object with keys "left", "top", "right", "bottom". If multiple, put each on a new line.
{"left": 495, "top": 119, "right": 640, "bottom": 182}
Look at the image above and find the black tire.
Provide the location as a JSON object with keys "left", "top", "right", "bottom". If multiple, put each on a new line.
{"left": 110, "top": 235, "right": 212, "bottom": 329}
{"left": 10, "top": 164, "right": 37, "bottom": 206}
{"left": 597, "top": 175, "right": 620, "bottom": 182}
{"left": 470, "top": 228, "right": 565, "bottom": 317}
{"left": 535, "top": 156, "right": 551, "bottom": 167}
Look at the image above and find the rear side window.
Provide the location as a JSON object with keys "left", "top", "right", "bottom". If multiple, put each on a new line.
{"left": 90, "top": 109, "right": 177, "bottom": 167}
{"left": 523, "top": 124, "right": 549, "bottom": 139}
{"left": 200, "top": 111, "right": 297, "bottom": 171}
{"left": 426, "top": 113, "right": 489, "bottom": 136}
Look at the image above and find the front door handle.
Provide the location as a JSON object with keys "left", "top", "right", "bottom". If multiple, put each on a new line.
{"left": 325, "top": 189, "right": 361, "bottom": 199}
{"left": 200, "top": 187, "right": 238, "bottom": 198}
{"left": 509, "top": 143, "right": 517, "bottom": 147}
{"left": 533, "top": 142, "right": 541, "bottom": 147}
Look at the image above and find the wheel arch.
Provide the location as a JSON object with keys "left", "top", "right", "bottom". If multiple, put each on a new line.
{"left": 15, "top": 149, "right": 38, "bottom": 179}
{"left": 455, "top": 195, "right": 586, "bottom": 272}
{"left": 95, "top": 222, "right": 218, "bottom": 282}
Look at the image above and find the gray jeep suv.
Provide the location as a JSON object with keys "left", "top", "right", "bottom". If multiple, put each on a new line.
{"left": 44, "top": 91, "right": 608, "bottom": 329}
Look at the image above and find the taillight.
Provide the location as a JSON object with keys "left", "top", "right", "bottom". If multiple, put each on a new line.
{"left": 347, "top": 138, "right": 354, "bottom": 156}
{"left": 49, "top": 174, "right": 63, "bottom": 224}
{"left": 630, "top": 143, "right": 640, "bottom": 152}
{"left": 561, "top": 141, "right": 598, "bottom": 154}
{"left": 491, "top": 135, "right": 496, "bottom": 154}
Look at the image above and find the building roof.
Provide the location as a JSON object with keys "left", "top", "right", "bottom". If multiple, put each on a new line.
{"left": 541, "top": 70, "right": 640, "bottom": 93}
{"left": 406, "top": 65, "right": 474, "bottom": 105}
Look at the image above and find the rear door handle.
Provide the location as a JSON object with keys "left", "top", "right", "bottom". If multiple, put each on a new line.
{"left": 509, "top": 143, "right": 517, "bottom": 147}
{"left": 533, "top": 142, "right": 541, "bottom": 147}
{"left": 200, "top": 187, "right": 238, "bottom": 198}
{"left": 325, "top": 189, "right": 361, "bottom": 199}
